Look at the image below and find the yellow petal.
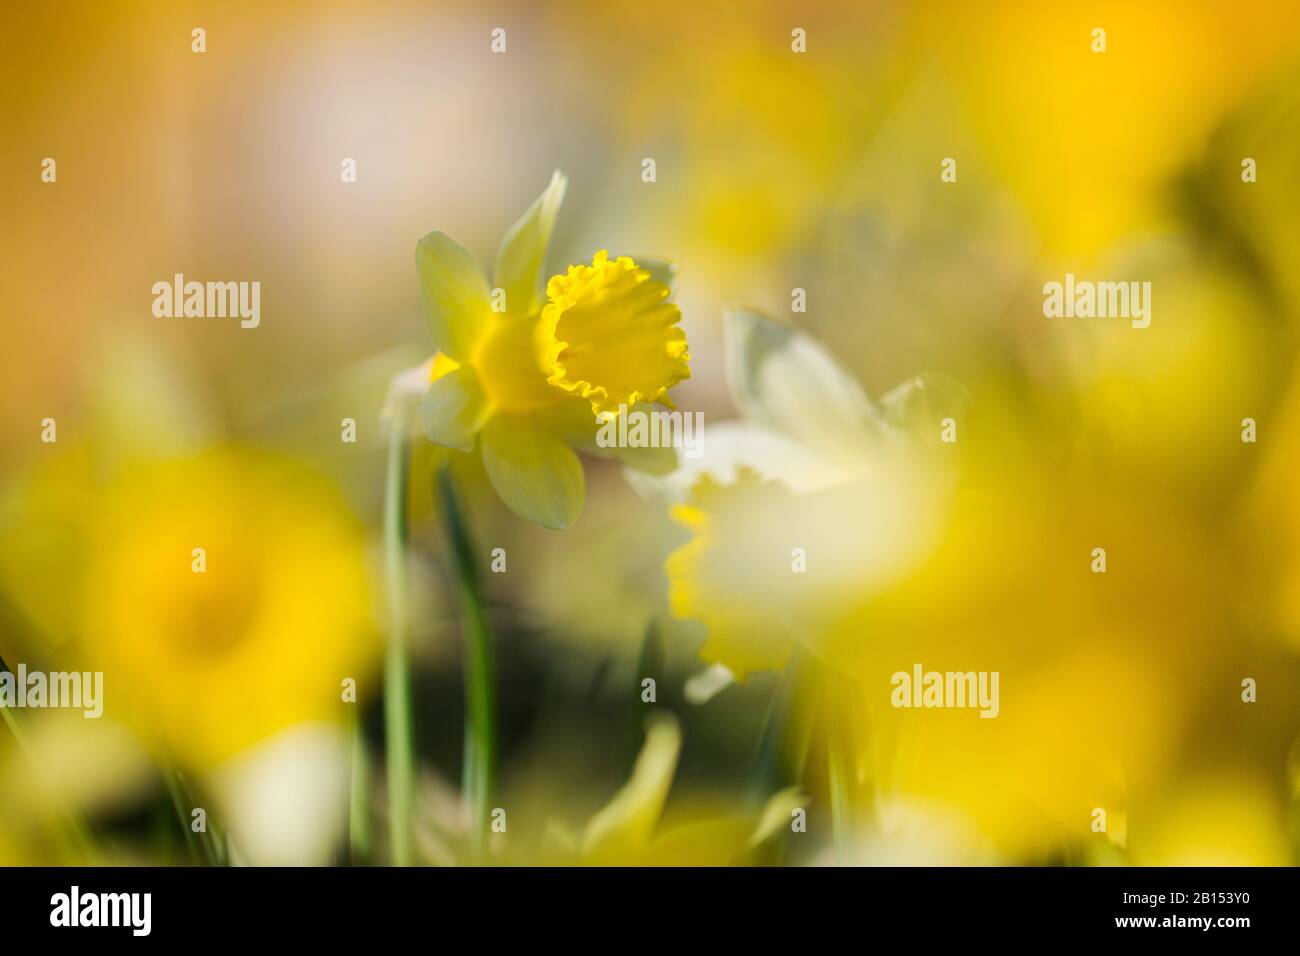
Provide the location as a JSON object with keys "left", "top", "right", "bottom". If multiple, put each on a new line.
{"left": 582, "top": 712, "right": 681, "bottom": 860}
{"left": 494, "top": 170, "right": 567, "bottom": 317}
{"left": 417, "top": 365, "right": 493, "bottom": 453}
{"left": 480, "top": 411, "right": 584, "bottom": 530}
{"left": 535, "top": 396, "right": 599, "bottom": 444}
{"left": 749, "top": 786, "right": 807, "bottom": 847}
{"left": 535, "top": 399, "right": 676, "bottom": 474}
{"left": 473, "top": 312, "right": 565, "bottom": 410}
{"left": 415, "top": 231, "right": 493, "bottom": 363}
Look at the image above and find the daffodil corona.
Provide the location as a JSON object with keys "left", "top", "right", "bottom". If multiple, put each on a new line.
{"left": 411, "top": 171, "right": 690, "bottom": 529}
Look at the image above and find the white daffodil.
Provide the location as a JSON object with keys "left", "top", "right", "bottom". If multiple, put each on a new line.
{"left": 640, "top": 306, "right": 965, "bottom": 680}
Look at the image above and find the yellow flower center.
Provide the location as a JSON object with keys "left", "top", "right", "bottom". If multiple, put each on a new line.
{"left": 82, "top": 451, "right": 376, "bottom": 768}
{"left": 540, "top": 251, "right": 690, "bottom": 415}
{"left": 427, "top": 330, "right": 558, "bottom": 411}
{"left": 472, "top": 313, "right": 565, "bottom": 409}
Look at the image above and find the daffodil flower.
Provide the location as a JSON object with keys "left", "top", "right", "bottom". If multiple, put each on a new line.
{"left": 641, "top": 307, "right": 964, "bottom": 681}
{"left": 412, "top": 171, "right": 690, "bottom": 529}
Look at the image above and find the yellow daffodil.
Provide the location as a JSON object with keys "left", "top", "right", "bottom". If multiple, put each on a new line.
{"left": 413, "top": 171, "right": 690, "bottom": 530}
{"left": 2, "top": 446, "right": 378, "bottom": 771}
{"left": 0, "top": 344, "right": 379, "bottom": 776}
{"left": 82, "top": 450, "right": 377, "bottom": 769}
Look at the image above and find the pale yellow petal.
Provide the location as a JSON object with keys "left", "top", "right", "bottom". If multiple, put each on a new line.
{"left": 494, "top": 170, "right": 567, "bottom": 317}
{"left": 417, "top": 365, "right": 493, "bottom": 453}
{"left": 415, "top": 231, "right": 493, "bottom": 362}
{"left": 582, "top": 712, "right": 681, "bottom": 859}
{"left": 480, "top": 412, "right": 584, "bottom": 530}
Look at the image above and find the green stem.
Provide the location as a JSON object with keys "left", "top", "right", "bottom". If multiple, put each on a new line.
{"left": 437, "top": 467, "right": 495, "bottom": 862}
{"left": 164, "top": 771, "right": 219, "bottom": 866}
{"left": 383, "top": 408, "right": 415, "bottom": 866}
{"left": 348, "top": 704, "right": 372, "bottom": 864}
{"left": 631, "top": 622, "right": 664, "bottom": 757}
{"left": 746, "top": 650, "right": 813, "bottom": 807}
{"left": 745, "top": 649, "right": 815, "bottom": 864}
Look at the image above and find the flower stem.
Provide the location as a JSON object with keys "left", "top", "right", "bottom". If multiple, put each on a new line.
{"left": 745, "top": 649, "right": 816, "bottom": 864}
{"left": 436, "top": 467, "right": 495, "bottom": 861}
{"left": 383, "top": 408, "right": 415, "bottom": 866}
{"left": 347, "top": 703, "right": 372, "bottom": 864}
{"left": 164, "top": 770, "right": 222, "bottom": 866}
{"left": 747, "top": 648, "right": 815, "bottom": 802}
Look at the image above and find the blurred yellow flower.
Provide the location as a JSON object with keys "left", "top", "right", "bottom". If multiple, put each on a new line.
{"left": 919, "top": 0, "right": 1300, "bottom": 257}
{"left": 412, "top": 171, "right": 689, "bottom": 530}
{"left": 3, "top": 446, "right": 377, "bottom": 771}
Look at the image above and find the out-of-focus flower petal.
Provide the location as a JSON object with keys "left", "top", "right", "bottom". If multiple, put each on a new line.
{"left": 494, "top": 170, "right": 567, "bottom": 317}
{"left": 666, "top": 472, "right": 799, "bottom": 678}
{"left": 748, "top": 786, "right": 806, "bottom": 847}
{"left": 380, "top": 358, "right": 434, "bottom": 421}
{"left": 625, "top": 419, "right": 848, "bottom": 508}
{"left": 619, "top": 256, "right": 678, "bottom": 299}
{"left": 684, "top": 662, "right": 735, "bottom": 705}
{"left": 534, "top": 397, "right": 602, "bottom": 453}
{"left": 581, "top": 712, "right": 680, "bottom": 859}
{"left": 1131, "top": 777, "right": 1291, "bottom": 866}
{"left": 417, "top": 365, "right": 493, "bottom": 453}
{"left": 213, "top": 724, "right": 348, "bottom": 866}
{"left": 480, "top": 412, "right": 584, "bottom": 530}
{"left": 875, "top": 373, "right": 972, "bottom": 446}
{"left": 539, "top": 400, "right": 680, "bottom": 475}
{"left": 611, "top": 441, "right": 679, "bottom": 476}
{"left": 833, "top": 798, "right": 1001, "bottom": 866}
{"left": 724, "top": 306, "right": 881, "bottom": 463}
{"left": 415, "top": 231, "right": 493, "bottom": 363}
{"left": 2, "top": 713, "right": 154, "bottom": 821}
